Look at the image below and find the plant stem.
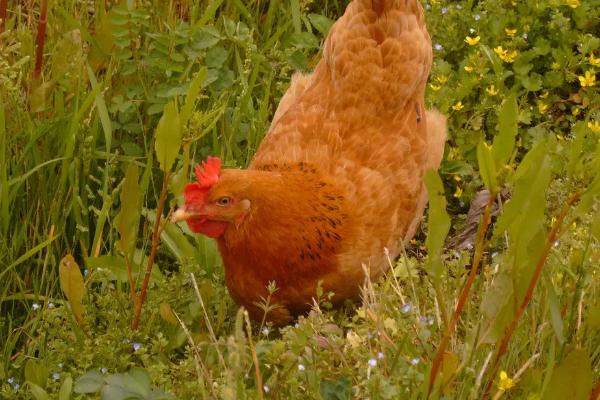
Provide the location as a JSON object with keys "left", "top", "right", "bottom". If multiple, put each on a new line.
{"left": 0, "top": 0, "right": 7, "bottom": 33}
{"left": 482, "top": 191, "right": 581, "bottom": 398}
{"left": 427, "top": 194, "right": 495, "bottom": 397}
{"left": 131, "top": 172, "right": 170, "bottom": 330}
{"left": 590, "top": 378, "right": 600, "bottom": 400}
{"left": 34, "top": 0, "right": 49, "bottom": 80}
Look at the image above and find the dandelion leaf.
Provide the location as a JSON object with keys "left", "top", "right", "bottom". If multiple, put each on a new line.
{"left": 492, "top": 93, "right": 518, "bottom": 167}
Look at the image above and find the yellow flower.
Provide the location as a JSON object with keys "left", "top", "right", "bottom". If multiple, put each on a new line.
{"left": 464, "top": 65, "right": 474, "bottom": 72}
{"left": 578, "top": 70, "right": 596, "bottom": 87}
{"left": 566, "top": 0, "right": 580, "bottom": 8}
{"left": 486, "top": 85, "right": 498, "bottom": 96}
{"left": 453, "top": 186, "right": 463, "bottom": 198}
{"left": 453, "top": 175, "right": 462, "bottom": 182}
{"left": 539, "top": 90, "right": 549, "bottom": 99}
{"left": 505, "top": 28, "right": 517, "bottom": 37}
{"left": 465, "top": 36, "right": 481, "bottom": 45}
{"left": 452, "top": 101, "right": 464, "bottom": 111}
{"left": 538, "top": 102, "right": 549, "bottom": 113}
{"left": 572, "top": 107, "right": 580, "bottom": 116}
{"left": 429, "top": 83, "right": 442, "bottom": 91}
{"left": 494, "top": 46, "right": 518, "bottom": 63}
{"left": 588, "top": 120, "right": 600, "bottom": 133}
{"left": 498, "top": 371, "right": 515, "bottom": 391}
{"left": 590, "top": 54, "right": 600, "bottom": 66}
{"left": 436, "top": 75, "right": 448, "bottom": 84}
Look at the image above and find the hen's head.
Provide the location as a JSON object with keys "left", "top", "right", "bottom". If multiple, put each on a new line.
{"left": 171, "top": 157, "right": 251, "bottom": 238}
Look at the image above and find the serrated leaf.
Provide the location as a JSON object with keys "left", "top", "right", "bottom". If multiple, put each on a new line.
{"left": 320, "top": 377, "right": 351, "bottom": 400}
{"left": 24, "top": 359, "right": 50, "bottom": 389}
{"left": 58, "top": 375, "right": 73, "bottom": 400}
{"left": 477, "top": 141, "right": 498, "bottom": 194}
{"left": 542, "top": 349, "right": 593, "bottom": 400}
{"left": 115, "top": 164, "right": 141, "bottom": 256}
{"left": 74, "top": 370, "right": 104, "bottom": 394}
{"left": 492, "top": 94, "right": 518, "bottom": 167}
{"left": 59, "top": 255, "right": 86, "bottom": 326}
{"left": 424, "top": 170, "right": 451, "bottom": 280}
{"left": 154, "top": 101, "right": 181, "bottom": 172}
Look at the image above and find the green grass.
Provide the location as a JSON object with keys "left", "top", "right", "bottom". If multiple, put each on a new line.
{"left": 0, "top": 0, "right": 599, "bottom": 399}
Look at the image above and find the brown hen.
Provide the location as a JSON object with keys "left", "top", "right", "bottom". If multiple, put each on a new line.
{"left": 173, "top": 0, "right": 446, "bottom": 324}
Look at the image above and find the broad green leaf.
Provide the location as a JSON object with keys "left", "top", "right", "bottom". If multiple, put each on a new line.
{"left": 115, "top": 164, "right": 141, "bottom": 256}
{"left": 58, "top": 375, "right": 73, "bottom": 400}
{"left": 59, "top": 255, "right": 86, "bottom": 326}
{"left": 180, "top": 68, "right": 207, "bottom": 127}
{"left": 74, "top": 370, "right": 104, "bottom": 394}
{"left": 154, "top": 101, "right": 181, "bottom": 172}
{"left": 480, "top": 270, "right": 514, "bottom": 343}
{"left": 28, "top": 382, "right": 50, "bottom": 400}
{"left": 424, "top": 170, "right": 451, "bottom": 279}
{"left": 320, "top": 377, "right": 352, "bottom": 400}
{"left": 308, "top": 13, "right": 334, "bottom": 35}
{"left": 545, "top": 275, "right": 564, "bottom": 344}
{"left": 24, "top": 359, "right": 50, "bottom": 389}
{"left": 542, "top": 349, "right": 593, "bottom": 400}
{"left": 492, "top": 93, "right": 518, "bottom": 167}
{"left": 477, "top": 141, "right": 498, "bottom": 194}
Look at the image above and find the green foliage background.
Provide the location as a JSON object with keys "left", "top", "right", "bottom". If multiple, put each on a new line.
{"left": 0, "top": 0, "right": 599, "bottom": 399}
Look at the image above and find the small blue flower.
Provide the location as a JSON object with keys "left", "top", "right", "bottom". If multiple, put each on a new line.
{"left": 377, "top": 352, "right": 385, "bottom": 359}
{"left": 441, "top": 7, "right": 447, "bottom": 14}
{"left": 298, "top": 363, "right": 305, "bottom": 371}
{"left": 32, "top": 303, "right": 40, "bottom": 311}
{"left": 368, "top": 358, "right": 377, "bottom": 367}
{"left": 52, "top": 372, "right": 60, "bottom": 381}
{"left": 133, "top": 342, "right": 141, "bottom": 352}
{"left": 469, "top": 28, "right": 476, "bottom": 34}
{"left": 101, "top": 367, "right": 108, "bottom": 374}
{"left": 13, "top": 383, "right": 20, "bottom": 391}
{"left": 83, "top": 269, "right": 89, "bottom": 277}
{"left": 401, "top": 303, "right": 412, "bottom": 314}
{"left": 474, "top": 14, "right": 481, "bottom": 21}
{"left": 411, "top": 357, "right": 420, "bottom": 365}
{"left": 47, "top": 302, "right": 55, "bottom": 309}
{"left": 7, "top": 377, "right": 14, "bottom": 384}
{"left": 434, "top": 43, "right": 443, "bottom": 51}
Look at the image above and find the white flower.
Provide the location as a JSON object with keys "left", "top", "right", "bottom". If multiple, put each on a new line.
{"left": 298, "top": 364, "right": 305, "bottom": 371}
{"left": 52, "top": 373, "right": 60, "bottom": 381}
{"left": 411, "top": 358, "right": 420, "bottom": 365}
{"left": 377, "top": 352, "right": 385, "bottom": 359}
{"left": 47, "top": 302, "right": 55, "bottom": 309}
{"left": 261, "top": 327, "right": 270, "bottom": 335}
{"left": 474, "top": 14, "right": 481, "bottom": 21}
{"left": 368, "top": 358, "right": 377, "bottom": 367}
{"left": 401, "top": 303, "right": 412, "bottom": 314}
{"left": 263, "top": 385, "right": 270, "bottom": 393}
{"left": 434, "top": 43, "right": 443, "bottom": 51}
{"left": 32, "top": 303, "right": 40, "bottom": 311}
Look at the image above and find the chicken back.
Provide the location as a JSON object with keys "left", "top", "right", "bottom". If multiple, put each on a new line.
{"left": 173, "top": 0, "right": 447, "bottom": 324}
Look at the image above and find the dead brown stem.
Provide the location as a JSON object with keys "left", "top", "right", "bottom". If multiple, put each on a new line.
{"left": 590, "top": 378, "right": 600, "bottom": 400}
{"left": 427, "top": 194, "right": 495, "bottom": 397}
{"left": 131, "top": 173, "right": 170, "bottom": 330}
{"left": 482, "top": 191, "right": 581, "bottom": 398}
{"left": 34, "top": 0, "right": 49, "bottom": 80}
{"left": 0, "top": 0, "right": 8, "bottom": 33}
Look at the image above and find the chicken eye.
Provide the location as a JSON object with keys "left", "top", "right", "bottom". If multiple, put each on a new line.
{"left": 217, "top": 196, "right": 232, "bottom": 206}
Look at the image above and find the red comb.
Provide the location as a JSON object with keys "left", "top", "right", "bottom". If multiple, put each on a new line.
{"left": 183, "top": 157, "right": 222, "bottom": 207}
{"left": 194, "top": 156, "right": 221, "bottom": 188}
